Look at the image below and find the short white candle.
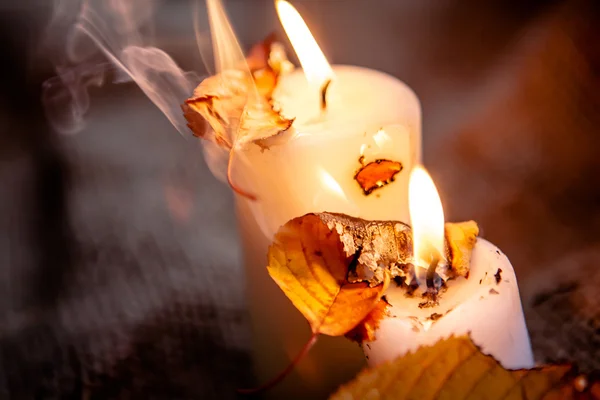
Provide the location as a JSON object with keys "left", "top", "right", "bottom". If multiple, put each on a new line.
{"left": 364, "top": 238, "right": 535, "bottom": 369}
{"left": 364, "top": 167, "right": 533, "bottom": 369}
{"left": 233, "top": 2, "right": 421, "bottom": 397}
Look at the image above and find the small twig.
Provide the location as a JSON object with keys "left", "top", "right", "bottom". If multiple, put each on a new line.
{"left": 237, "top": 333, "right": 319, "bottom": 395}
{"left": 320, "top": 79, "right": 332, "bottom": 112}
{"left": 227, "top": 150, "right": 257, "bottom": 201}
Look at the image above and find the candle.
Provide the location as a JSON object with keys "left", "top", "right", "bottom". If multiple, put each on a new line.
{"left": 364, "top": 167, "right": 534, "bottom": 369}
{"left": 233, "top": 1, "right": 421, "bottom": 397}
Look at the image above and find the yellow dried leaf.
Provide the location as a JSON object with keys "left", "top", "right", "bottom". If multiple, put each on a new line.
{"left": 267, "top": 213, "right": 481, "bottom": 339}
{"left": 445, "top": 220, "right": 479, "bottom": 278}
{"left": 268, "top": 214, "right": 390, "bottom": 336}
{"left": 330, "top": 336, "right": 600, "bottom": 400}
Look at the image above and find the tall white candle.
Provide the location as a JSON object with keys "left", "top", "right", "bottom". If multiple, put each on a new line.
{"left": 233, "top": 3, "right": 421, "bottom": 397}
{"left": 235, "top": 64, "right": 420, "bottom": 399}
{"left": 364, "top": 238, "right": 534, "bottom": 369}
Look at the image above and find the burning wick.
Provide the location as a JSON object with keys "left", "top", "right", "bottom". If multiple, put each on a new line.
{"left": 425, "top": 252, "right": 441, "bottom": 290}
{"left": 320, "top": 78, "right": 332, "bottom": 111}
{"left": 276, "top": 0, "right": 334, "bottom": 114}
{"left": 409, "top": 166, "right": 445, "bottom": 292}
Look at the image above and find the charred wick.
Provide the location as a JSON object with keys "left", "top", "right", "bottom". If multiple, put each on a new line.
{"left": 320, "top": 78, "right": 332, "bottom": 111}
{"left": 425, "top": 256, "right": 440, "bottom": 290}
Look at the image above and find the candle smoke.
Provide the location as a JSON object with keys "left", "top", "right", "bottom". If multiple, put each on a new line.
{"left": 42, "top": 0, "right": 261, "bottom": 182}
{"left": 42, "top": 0, "right": 203, "bottom": 136}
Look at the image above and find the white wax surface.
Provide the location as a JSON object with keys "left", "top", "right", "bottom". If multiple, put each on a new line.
{"left": 234, "top": 65, "right": 421, "bottom": 239}
{"left": 364, "top": 239, "right": 534, "bottom": 370}
{"left": 235, "top": 65, "right": 422, "bottom": 398}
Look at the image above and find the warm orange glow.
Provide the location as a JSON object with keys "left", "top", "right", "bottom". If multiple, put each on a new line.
{"left": 409, "top": 166, "right": 445, "bottom": 266}
{"left": 276, "top": 0, "right": 333, "bottom": 88}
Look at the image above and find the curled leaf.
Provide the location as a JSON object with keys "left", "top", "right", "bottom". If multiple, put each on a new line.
{"left": 268, "top": 213, "right": 480, "bottom": 344}
{"left": 246, "top": 33, "right": 294, "bottom": 99}
{"left": 268, "top": 213, "right": 391, "bottom": 336}
{"left": 330, "top": 336, "right": 600, "bottom": 400}
{"left": 182, "top": 36, "right": 294, "bottom": 199}
{"left": 182, "top": 69, "right": 292, "bottom": 149}
{"left": 269, "top": 213, "right": 481, "bottom": 301}
{"left": 182, "top": 35, "right": 294, "bottom": 150}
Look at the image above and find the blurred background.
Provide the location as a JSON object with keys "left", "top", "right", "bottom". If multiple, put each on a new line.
{"left": 0, "top": 0, "right": 598, "bottom": 398}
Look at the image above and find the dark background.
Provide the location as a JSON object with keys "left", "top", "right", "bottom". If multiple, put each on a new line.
{"left": 0, "top": 0, "right": 598, "bottom": 398}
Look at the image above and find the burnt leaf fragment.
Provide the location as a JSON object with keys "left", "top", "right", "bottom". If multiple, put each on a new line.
{"left": 354, "top": 159, "right": 403, "bottom": 195}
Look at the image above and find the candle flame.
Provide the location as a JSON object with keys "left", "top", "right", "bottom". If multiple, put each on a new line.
{"left": 276, "top": 0, "right": 333, "bottom": 88}
{"left": 409, "top": 166, "right": 445, "bottom": 267}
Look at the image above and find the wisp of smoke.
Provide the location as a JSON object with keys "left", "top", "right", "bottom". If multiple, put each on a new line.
{"left": 42, "top": 0, "right": 201, "bottom": 137}
{"left": 42, "top": 0, "right": 257, "bottom": 182}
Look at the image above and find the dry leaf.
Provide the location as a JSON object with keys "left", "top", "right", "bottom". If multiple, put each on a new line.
{"left": 345, "top": 298, "right": 390, "bottom": 344}
{"left": 445, "top": 220, "right": 479, "bottom": 278}
{"left": 182, "top": 35, "right": 294, "bottom": 151}
{"left": 354, "top": 159, "right": 403, "bottom": 195}
{"left": 268, "top": 213, "right": 391, "bottom": 336}
{"left": 249, "top": 215, "right": 481, "bottom": 393}
{"left": 182, "top": 69, "right": 292, "bottom": 149}
{"left": 246, "top": 33, "right": 294, "bottom": 99}
{"left": 182, "top": 36, "right": 294, "bottom": 198}
{"left": 330, "top": 336, "right": 600, "bottom": 400}
{"left": 271, "top": 213, "right": 413, "bottom": 287}
{"left": 268, "top": 213, "right": 481, "bottom": 335}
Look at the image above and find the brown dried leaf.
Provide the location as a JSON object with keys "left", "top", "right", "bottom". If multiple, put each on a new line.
{"left": 345, "top": 298, "right": 389, "bottom": 343}
{"left": 330, "top": 336, "right": 600, "bottom": 400}
{"left": 267, "top": 213, "right": 391, "bottom": 336}
{"left": 354, "top": 159, "right": 403, "bottom": 195}
{"left": 182, "top": 70, "right": 292, "bottom": 148}
{"left": 182, "top": 36, "right": 294, "bottom": 150}
{"left": 246, "top": 33, "right": 294, "bottom": 99}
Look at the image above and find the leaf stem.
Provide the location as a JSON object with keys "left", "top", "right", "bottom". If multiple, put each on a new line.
{"left": 237, "top": 333, "right": 319, "bottom": 395}
{"left": 227, "top": 149, "right": 257, "bottom": 201}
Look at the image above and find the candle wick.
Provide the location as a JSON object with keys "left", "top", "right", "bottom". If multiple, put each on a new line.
{"left": 320, "top": 79, "right": 332, "bottom": 111}
{"left": 425, "top": 254, "right": 440, "bottom": 290}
